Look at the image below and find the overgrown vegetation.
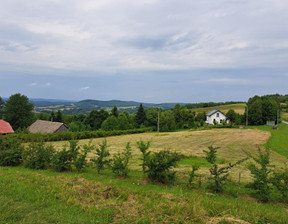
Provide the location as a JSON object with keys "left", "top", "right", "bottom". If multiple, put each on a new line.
{"left": 246, "top": 148, "right": 273, "bottom": 202}
{"left": 91, "top": 140, "right": 110, "bottom": 174}
{"left": 145, "top": 151, "right": 181, "bottom": 184}
{"left": 137, "top": 140, "right": 151, "bottom": 173}
{"left": 22, "top": 142, "right": 54, "bottom": 170}
{"left": 204, "top": 146, "right": 247, "bottom": 192}
{"left": 111, "top": 142, "right": 132, "bottom": 177}
{"left": 0, "top": 136, "right": 23, "bottom": 166}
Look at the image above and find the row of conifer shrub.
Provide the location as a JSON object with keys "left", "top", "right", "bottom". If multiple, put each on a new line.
{"left": 2, "top": 127, "right": 153, "bottom": 143}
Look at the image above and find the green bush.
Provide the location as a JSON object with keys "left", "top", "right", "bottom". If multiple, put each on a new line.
{"left": 246, "top": 148, "right": 273, "bottom": 202}
{"left": 187, "top": 164, "right": 200, "bottom": 188}
{"left": 74, "top": 141, "right": 94, "bottom": 172}
{"left": 0, "top": 136, "right": 23, "bottom": 166}
{"left": 145, "top": 150, "right": 181, "bottom": 184}
{"left": 22, "top": 142, "right": 55, "bottom": 170}
{"left": 51, "top": 140, "right": 80, "bottom": 172}
{"left": 91, "top": 140, "right": 110, "bottom": 174}
{"left": 111, "top": 142, "right": 132, "bottom": 177}
{"left": 137, "top": 140, "right": 151, "bottom": 173}
{"left": 270, "top": 167, "right": 288, "bottom": 202}
{"left": 205, "top": 146, "right": 247, "bottom": 192}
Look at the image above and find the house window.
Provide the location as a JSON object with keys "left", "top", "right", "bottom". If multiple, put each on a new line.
{"left": 217, "top": 113, "right": 219, "bottom": 117}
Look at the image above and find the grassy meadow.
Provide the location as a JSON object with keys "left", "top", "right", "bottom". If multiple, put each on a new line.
{"left": 1, "top": 124, "right": 288, "bottom": 223}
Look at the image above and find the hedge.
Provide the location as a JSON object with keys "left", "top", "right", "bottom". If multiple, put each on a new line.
{"left": 3, "top": 128, "right": 153, "bottom": 143}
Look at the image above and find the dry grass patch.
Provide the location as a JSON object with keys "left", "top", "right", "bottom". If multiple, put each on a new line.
{"left": 48, "top": 128, "right": 288, "bottom": 182}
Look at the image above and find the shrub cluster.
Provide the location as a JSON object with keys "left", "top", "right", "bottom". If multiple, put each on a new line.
{"left": 0, "top": 136, "right": 23, "bottom": 166}
{"left": 1, "top": 136, "right": 287, "bottom": 203}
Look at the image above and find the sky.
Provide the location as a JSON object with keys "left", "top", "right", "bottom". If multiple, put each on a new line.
{"left": 0, "top": 0, "right": 288, "bottom": 103}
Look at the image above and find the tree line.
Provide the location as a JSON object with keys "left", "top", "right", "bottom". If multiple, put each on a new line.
{"left": 0, "top": 93, "right": 282, "bottom": 132}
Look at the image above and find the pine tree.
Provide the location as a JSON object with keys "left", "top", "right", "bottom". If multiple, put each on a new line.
{"left": 111, "top": 106, "right": 119, "bottom": 117}
{"left": 135, "top": 103, "right": 146, "bottom": 127}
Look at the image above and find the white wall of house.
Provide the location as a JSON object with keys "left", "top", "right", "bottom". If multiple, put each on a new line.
{"left": 206, "top": 112, "right": 227, "bottom": 125}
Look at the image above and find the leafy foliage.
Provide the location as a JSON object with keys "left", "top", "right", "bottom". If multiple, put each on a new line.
{"left": 247, "top": 95, "right": 279, "bottom": 125}
{"left": 4, "top": 93, "right": 34, "bottom": 130}
{"left": 187, "top": 164, "right": 200, "bottom": 188}
{"left": 91, "top": 140, "right": 110, "bottom": 174}
{"left": 137, "top": 140, "right": 151, "bottom": 173}
{"left": 51, "top": 140, "right": 80, "bottom": 172}
{"left": 204, "top": 146, "right": 219, "bottom": 164}
{"left": 22, "top": 142, "right": 55, "bottom": 170}
{"left": 111, "top": 142, "right": 132, "bottom": 177}
{"left": 0, "top": 96, "right": 4, "bottom": 119}
{"left": 0, "top": 136, "right": 23, "bottom": 166}
{"left": 145, "top": 151, "right": 181, "bottom": 184}
{"left": 270, "top": 167, "right": 288, "bottom": 202}
{"left": 74, "top": 141, "right": 94, "bottom": 172}
{"left": 135, "top": 103, "right": 147, "bottom": 127}
{"left": 205, "top": 146, "right": 247, "bottom": 192}
{"left": 246, "top": 148, "right": 273, "bottom": 202}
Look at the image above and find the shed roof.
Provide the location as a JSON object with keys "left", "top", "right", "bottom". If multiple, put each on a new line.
{"left": 29, "top": 120, "right": 67, "bottom": 133}
{"left": 0, "top": 120, "right": 14, "bottom": 134}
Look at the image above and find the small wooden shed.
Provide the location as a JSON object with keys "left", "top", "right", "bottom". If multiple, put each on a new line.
{"left": 28, "top": 120, "right": 68, "bottom": 133}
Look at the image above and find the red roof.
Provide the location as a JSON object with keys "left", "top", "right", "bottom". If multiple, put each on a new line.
{"left": 0, "top": 120, "right": 14, "bottom": 134}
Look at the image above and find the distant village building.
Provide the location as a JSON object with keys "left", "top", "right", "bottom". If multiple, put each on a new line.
{"left": 29, "top": 120, "right": 68, "bottom": 133}
{"left": 206, "top": 109, "right": 229, "bottom": 125}
{"left": 0, "top": 120, "right": 14, "bottom": 134}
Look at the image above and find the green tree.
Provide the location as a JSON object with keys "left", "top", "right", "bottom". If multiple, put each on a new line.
{"left": 4, "top": 93, "right": 34, "bottom": 130}
{"left": 204, "top": 146, "right": 247, "bottom": 192}
{"left": 111, "top": 142, "right": 132, "bottom": 177}
{"left": 55, "top": 110, "right": 63, "bottom": 122}
{"left": 145, "top": 150, "right": 181, "bottom": 184}
{"left": 101, "top": 116, "right": 119, "bottom": 131}
{"left": 118, "top": 113, "right": 133, "bottom": 130}
{"left": 111, "top": 106, "right": 119, "bottom": 117}
{"left": 137, "top": 140, "right": 151, "bottom": 173}
{"left": 246, "top": 148, "right": 272, "bottom": 202}
{"left": 144, "top": 107, "right": 159, "bottom": 127}
{"left": 0, "top": 96, "right": 5, "bottom": 119}
{"left": 85, "top": 109, "right": 109, "bottom": 130}
{"left": 173, "top": 104, "right": 184, "bottom": 129}
{"left": 160, "top": 110, "right": 176, "bottom": 132}
{"left": 226, "top": 109, "right": 237, "bottom": 123}
{"left": 91, "top": 140, "right": 110, "bottom": 174}
{"left": 135, "top": 103, "right": 146, "bottom": 127}
{"left": 247, "top": 95, "right": 279, "bottom": 125}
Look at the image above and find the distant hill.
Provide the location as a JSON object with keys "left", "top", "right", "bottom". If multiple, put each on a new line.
{"left": 31, "top": 98, "right": 185, "bottom": 114}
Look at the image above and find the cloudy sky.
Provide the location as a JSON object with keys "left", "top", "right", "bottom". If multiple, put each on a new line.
{"left": 0, "top": 0, "right": 288, "bottom": 103}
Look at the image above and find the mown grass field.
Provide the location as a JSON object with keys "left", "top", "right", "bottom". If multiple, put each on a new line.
{"left": 1, "top": 124, "right": 288, "bottom": 223}
{"left": 49, "top": 127, "right": 286, "bottom": 182}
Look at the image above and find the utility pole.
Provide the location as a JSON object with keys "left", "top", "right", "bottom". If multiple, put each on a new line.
{"left": 157, "top": 109, "right": 160, "bottom": 133}
{"left": 246, "top": 106, "right": 248, "bottom": 126}
{"left": 277, "top": 109, "right": 279, "bottom": 124}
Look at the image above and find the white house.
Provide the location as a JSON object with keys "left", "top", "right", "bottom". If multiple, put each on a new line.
{"left": 206, "top": 109, "right": 228, "bottom": 125}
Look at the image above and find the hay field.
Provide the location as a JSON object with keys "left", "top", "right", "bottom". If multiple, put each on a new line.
{"left": 192, "top": 103, "right": 246, "bottom": 114}
{"left": 49, "top": 128, "right": 288, "bottom": 182}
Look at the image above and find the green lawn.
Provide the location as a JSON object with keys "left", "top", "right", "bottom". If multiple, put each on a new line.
{"left": 1, "top": 166, "right": 288, "bottom": 224}
{"left": 247, "top": 123, "right": 288, "bottom": 158}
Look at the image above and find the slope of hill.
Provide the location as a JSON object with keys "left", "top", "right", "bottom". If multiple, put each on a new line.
{"left": 31, "top": 98, "right": 185, "bottom": 114}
